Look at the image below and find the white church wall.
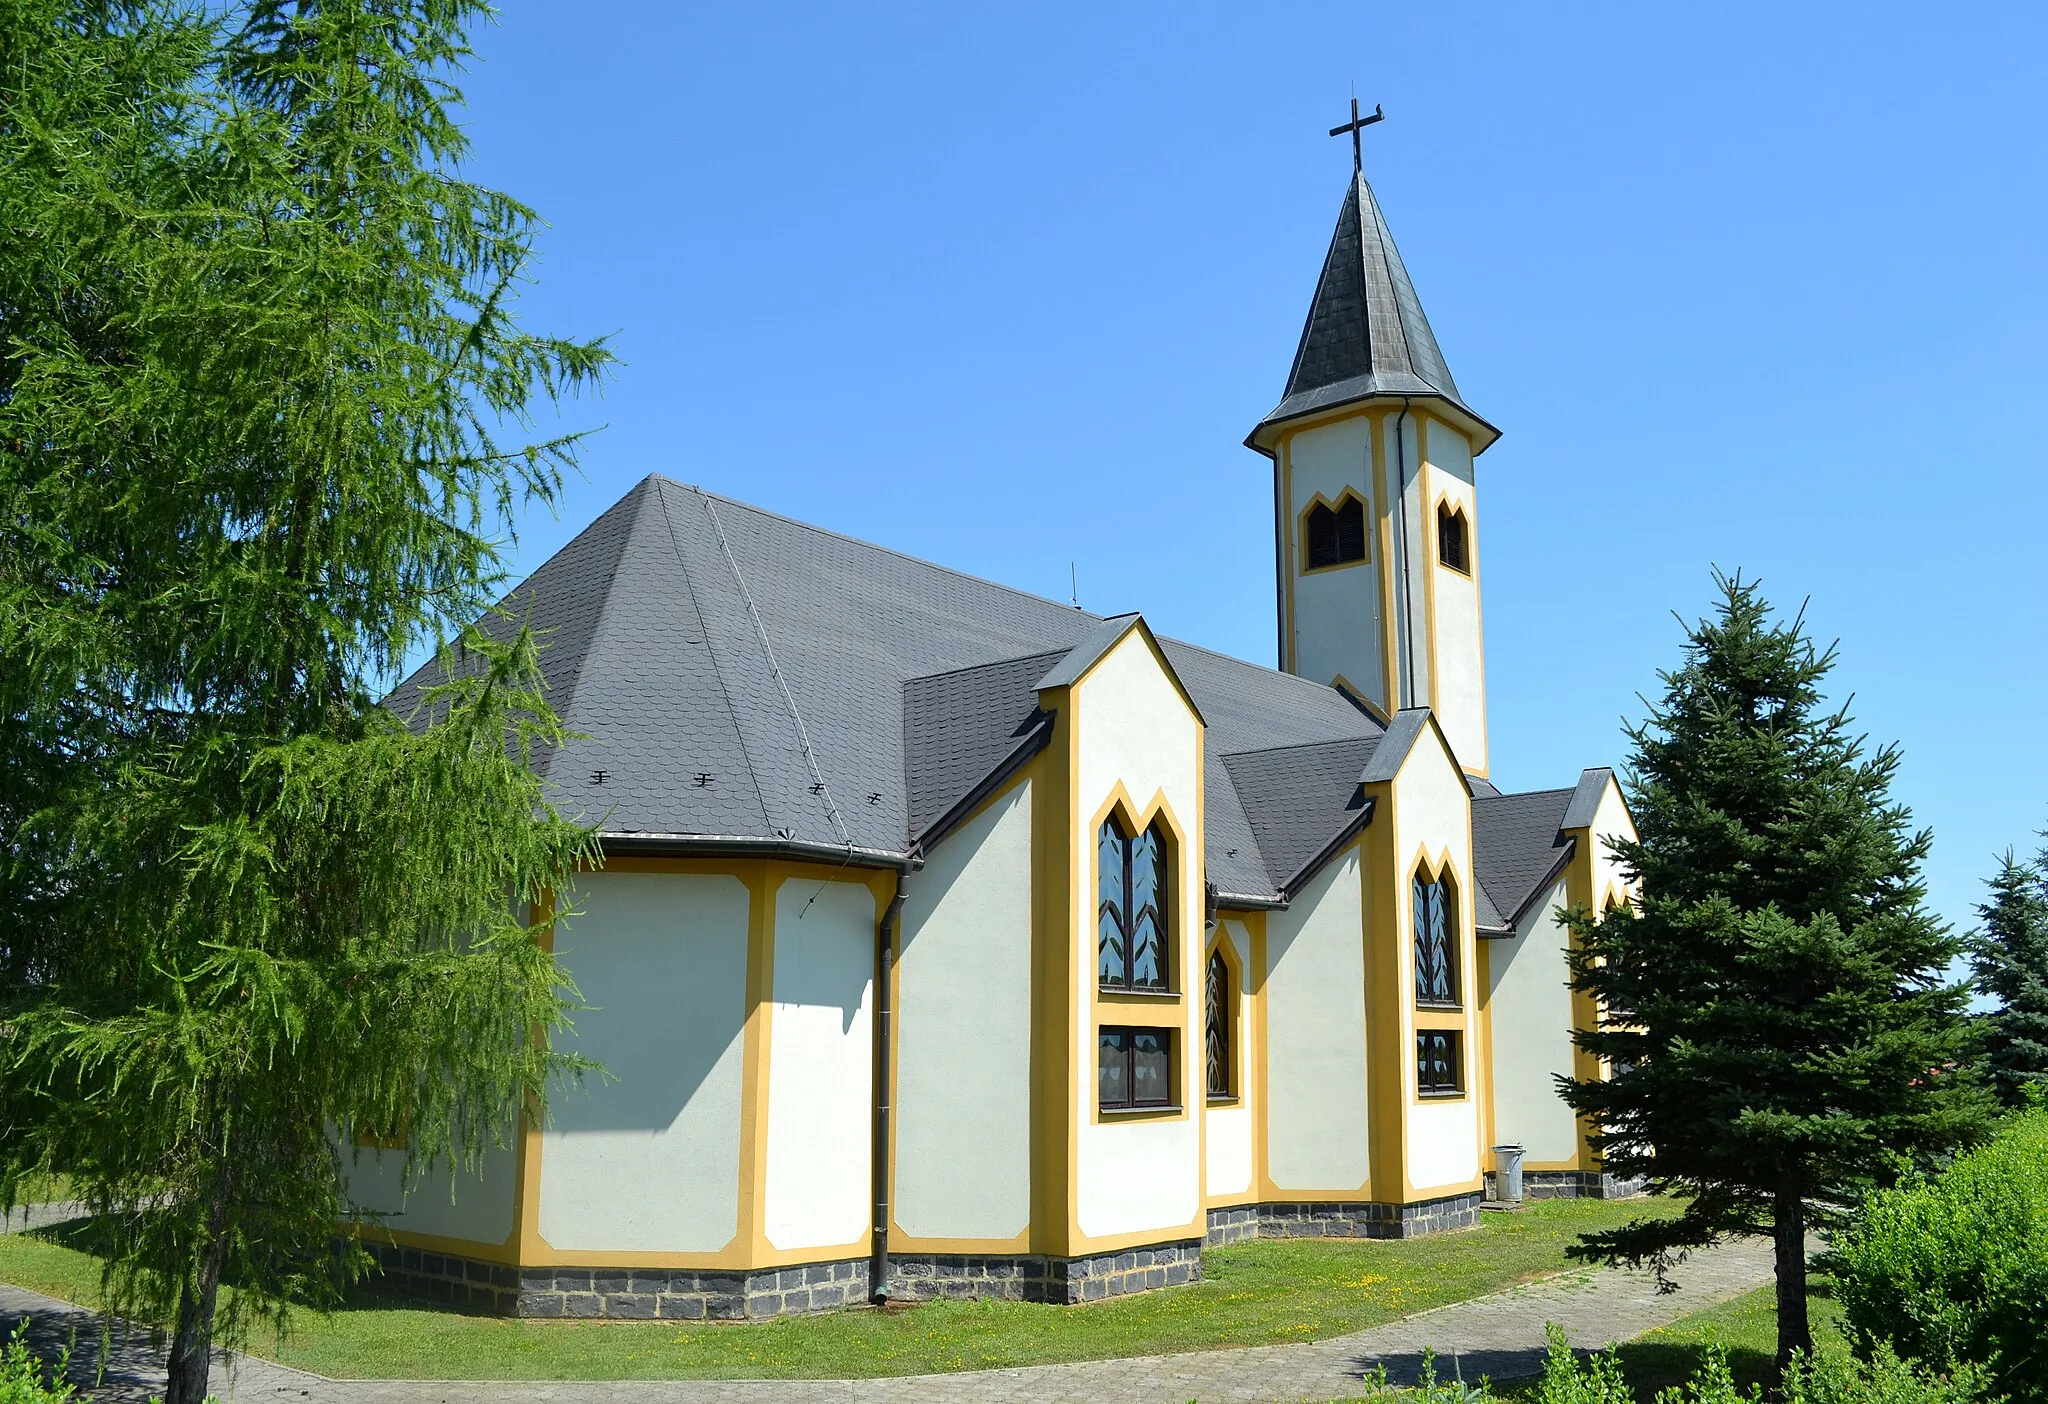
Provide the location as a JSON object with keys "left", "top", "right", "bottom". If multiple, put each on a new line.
{"left": 1264, "top": 848, "right": 1371, "bottom": 1192}
{"left": 764, "top": 878, "right": 875, "bottom": 1253}
{"left": 1485, "top": 878, "right": 1580, "bottom": 1165}
{"left": 893, "top": 779, "right": 1034, "bottom": 1243}
{"left": 1287, "top": 417, "right": 1386, "bottom": 710}
{"left": 538, "top": 872, "right": 749, "bottom": 1253}
{"left": 1390, "top": 725, "right": 1482, "bottom": 1194}
{"left": 1424, "top": 421, "right": 1487, "bottom": 774}
{"left": 343, "top": 1137, "right": 517, "bottom": 1247}
{"left": 1073, "top": 629, "right": 1203, "bottom": 1242}
{"left": 1204, "top": 918, "right": 1255, "bottom": 1199}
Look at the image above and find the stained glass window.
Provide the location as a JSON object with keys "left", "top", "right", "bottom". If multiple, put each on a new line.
{"left": 1413, "top": 871, "right": 1459, "bottom": 1007}
{"left": 1099, "top": 818, "right": 1170, "bottom": 990}
{"left": 1204, "top": 950, "right": 1232, "bottom": 1099}
{"left": 1099, "top": 1027, "right": 1173, "bottom": 1110}
{"left": 1416, "top": 1030, "right": 1462, "bottom": 1095}
{"left": 1097, "top": 820, "right": 1128, "bottom": 986}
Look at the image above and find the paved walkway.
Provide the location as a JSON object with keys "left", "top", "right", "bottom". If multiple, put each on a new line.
{"left": 0, "top": 1210, "right": 1777, "bottom": 1404}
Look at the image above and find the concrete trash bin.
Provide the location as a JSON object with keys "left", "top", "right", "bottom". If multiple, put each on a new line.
{"left": 1492, "top": 1144, "right": 1525, "bottom": 1203}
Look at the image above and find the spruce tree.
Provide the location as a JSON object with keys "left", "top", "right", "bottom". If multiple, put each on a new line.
{"left": 1560, "top": 573, "right": 1989, "bottom": 1378}
{"left": 1969, "top": 848, "right": 2048, "bottom": 1106}
{"left": 0, "top": 3, "right": 609, "bottom": 1400}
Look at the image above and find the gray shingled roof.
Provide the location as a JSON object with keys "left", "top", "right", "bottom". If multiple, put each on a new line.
{"left": 389, "top": 475, "right": 1390, "bottom": 896}
{"left": 1249, "top": 174, "right": 1498, "bottom": 452}
{"left": 390, "top": 474, "right": 1590, "bottom": 913}
{"left": 903, "top": 652, "right": 1060, "bottom": 846}
{"left": 1220, "top": 737, "right": 1379, "bottom": 898}
{"left": 1470, "top": 786, "right": 1577, "bottom": 934}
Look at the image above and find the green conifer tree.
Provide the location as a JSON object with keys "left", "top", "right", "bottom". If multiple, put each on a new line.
{"left": 1559, "top": 573, "right": 1989, "bottom": 1378}
{"left": 1969, "top": 848, "right": 2048, "bottom": 1106}
{"left": 0, "top": 3, "right": 610, "bottom": 1400}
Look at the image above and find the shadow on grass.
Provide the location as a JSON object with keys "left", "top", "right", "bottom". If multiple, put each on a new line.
{"left": 25, "top": 1214, "right": 501, "bottom": 1321}
{"left": 1603, "top": 1279, "right": 1837, "bottom": 1397}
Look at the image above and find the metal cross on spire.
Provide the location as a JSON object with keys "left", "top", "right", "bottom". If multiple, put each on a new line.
{"left": 1329, "top": 96, "right": 1384, "bottom": 173}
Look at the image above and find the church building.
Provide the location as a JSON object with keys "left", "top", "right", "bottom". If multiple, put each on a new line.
{"left": 351, "top": 153, "right": 1640, "bottom": 1321}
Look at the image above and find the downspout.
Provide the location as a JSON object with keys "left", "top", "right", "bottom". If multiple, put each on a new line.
{"left": 1390, "top": 395, "right": 1415, "bottom": 707}
{"left": 869, "top": 874, "right": 907, "bottom": 1302}
{"left": 1272, "top": 449, "right": 1289, "bottom": 671}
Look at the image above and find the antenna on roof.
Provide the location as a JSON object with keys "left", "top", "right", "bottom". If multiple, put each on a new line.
{"left": 1070, "top": 561, "right": 1081, "bottom": 609}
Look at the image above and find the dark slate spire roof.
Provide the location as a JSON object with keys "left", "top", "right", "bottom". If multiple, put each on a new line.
{"left": 1249, "top": 173, "right": 1498, "bottom": 453}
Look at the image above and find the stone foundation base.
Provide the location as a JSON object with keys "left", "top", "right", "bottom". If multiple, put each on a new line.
{"left": 886, "top": 1240, "right": 1201, "bottom": 1305}
{"left": 516, "top": 1258, "right": 870, "bottom": 1319}
{"left": 368, "top": 1189, "right": 1504, "bottom": 1319}
{"left": 366, "top": 1240, "right": 1205, "bottom": 1318}
{"left": 361, "top": 1239, "right": 519, "bottom": 1314}
{"left": 362, "top": 1241, "right": 869, "bottom": 1320}
{"left": 1483, "top": 1169, "right": 1648, "bottom": 1201}
{"left": 1204, "top": 1191, "right": 1484, "bottom": 1246}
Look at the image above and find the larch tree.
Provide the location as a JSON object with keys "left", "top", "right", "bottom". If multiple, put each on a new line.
{"left": 1969, "top": 847, "right": 2048, "bottom": 1107}
{"left": 1558, "top": 573, "right": 1990, "bottom": 1378}
{"left": 0, "top": 3, "right": 610, "bottom": 1401}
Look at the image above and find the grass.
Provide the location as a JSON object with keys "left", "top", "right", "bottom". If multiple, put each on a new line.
{"left": 0, "top": 1197, "right": 1678, "bottom": 1381}
{"left": 1600, "top": 1277, "right": 1846, "bottom": 1396}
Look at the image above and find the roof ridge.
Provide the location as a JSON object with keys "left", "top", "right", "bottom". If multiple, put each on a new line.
{"left": 1220, "top": 733, "right": 1381, "bottom": 763}
{"left": 905, "top": 647, "right": 1071, "bottom": 686}
{"left": 657, "top": 476, "right": 1107, "bottom": 627}
{"left": 648, "top": 478, "right": 778, "bottom": 833}
{"left": 1475, "top": 785, "right": 1576, "bottom": 805}
{"left": 1154, "top": 635, "right": 1394, "bottom": 712}
{"left": 658, "top": 476, "right": 1397, "bottom": 708}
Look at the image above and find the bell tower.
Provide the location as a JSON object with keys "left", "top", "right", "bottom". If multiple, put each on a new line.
{"left": 1246, "top": 118, "right": 1499, "bottom": 778}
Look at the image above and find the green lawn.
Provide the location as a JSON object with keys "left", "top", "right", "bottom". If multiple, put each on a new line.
{"left": 0, "top": 1197, "right": 1677, "bottom": 1380}
{"left": 1599, "top": 1277, "right": 1845, "bottom": 1396}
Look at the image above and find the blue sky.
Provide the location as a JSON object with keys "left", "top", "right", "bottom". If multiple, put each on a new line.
{"left": 453, "top": 1, "right": 2047, "bottom": 942}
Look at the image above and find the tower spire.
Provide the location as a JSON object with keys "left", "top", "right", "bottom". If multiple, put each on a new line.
{"left": 1245, "top": 151, "right": 1498, "bottom": 456}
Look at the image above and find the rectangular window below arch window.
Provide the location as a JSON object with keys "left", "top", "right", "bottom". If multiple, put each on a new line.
{"left": 1099, "top": 1027, "right": 1174, "bottom": 1111}
{"left": 1417, "top": 1030, "right": 1463, "bottom": 1096}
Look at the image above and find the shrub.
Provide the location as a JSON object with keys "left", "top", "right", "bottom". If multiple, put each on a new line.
{"left": 1529, "top": 1324, "right": 1635, "bottom": 1404}
{"left": 1518, "top": 1324, "right": 1971, "bottom": 1404}
{"left": 0, "top": 1321, "right": 74, "bottom": 1404}
{"left": 1833, "top": 1108, "right": 2048, "bottom": 1401}
{"left": 1354, "top": 1349, "right": 1492, "bottom": 1402}
{"left": 1778, "top": 1345, "right": 1980, "bottom": 1404}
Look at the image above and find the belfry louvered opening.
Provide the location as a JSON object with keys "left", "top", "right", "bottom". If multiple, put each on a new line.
{"left": 1305, "top": 496, "right": 1367, "bottom": 570}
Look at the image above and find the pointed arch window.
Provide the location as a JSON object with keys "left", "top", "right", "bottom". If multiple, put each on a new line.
{"left": 1436, "top": 502, "right": 1469, "bottom": 574}
{"left": 1204, "top": 948, "right": 1233, "bottom": 1099}
{"left": 1305, "top": 495, "right": 1368, "bottom": 570}
{"left": 1098, "top": 816, "right": 1170, "bottom": 991}
{"left": 1413, "top": 868, "right": 1460, "bottom": 1008}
